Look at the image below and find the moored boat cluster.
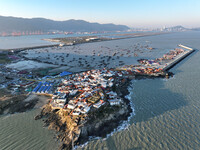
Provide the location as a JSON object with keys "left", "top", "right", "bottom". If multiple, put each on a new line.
{"left": 118, "top": 48, "right": 186, "bottom": 76}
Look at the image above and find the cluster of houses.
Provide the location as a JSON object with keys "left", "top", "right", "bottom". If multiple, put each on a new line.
{"left": 137, "top": 59, "right": 160, "bottom": 67}
{"left": 119, "top": 63, "right": 165, "bottom": 76}
{"left": 50, "top": 69, "right": 124, "bottom": 116}
{"left": 31, "top": 47, "right": 187, "bottom": 118}
{"left": 134, "top": 67, "right": 164, "bottom": 75}
{"left": 160, "top": 48, "right": 185, "bottom": 60}
{"left": 0, "top": 64, "right": 37, "bottom": 93}
{"left": 119, "top": 48, "right": 186, "bottom": 76}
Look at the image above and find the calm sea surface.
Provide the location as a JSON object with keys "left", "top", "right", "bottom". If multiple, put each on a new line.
{"left": 0, "top": 31, "right": 136, "bottom": 49}
{"left": 0, "top": 31, "right": 200, "bottom": 150}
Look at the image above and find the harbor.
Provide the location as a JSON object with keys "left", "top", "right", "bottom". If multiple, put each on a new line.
{"left": 162, "top": 44, "right": 195, "bottom": 71}
{"left": 117, "top": 44, "right": 195, "bottom": 78}
{"left": 41, "top": 45, "right": 195, "bottom": 113}
{"left": 31, "top": 43, "right": 196, "bottom": 150}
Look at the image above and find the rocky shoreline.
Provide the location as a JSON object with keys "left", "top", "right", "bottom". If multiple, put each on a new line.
{"left": 0, "top": 72, "right": 171, "bottom": 150}
{"left": 0, "top": 94, "right": 39, "bottom": 115}
{"left": 35, "top": 78, "right": 133, "bottom": 150}
{"left": 34, "top": 71, "right": 173, "bottom": 150}
{"left": 78, "top": 78, "right": 132, "bottom": 143}
{"left": 0, "top": 94, "right": 52, "bottom": 115}
{"left": 0, "top": 73, "right": 170, "bottom": 150}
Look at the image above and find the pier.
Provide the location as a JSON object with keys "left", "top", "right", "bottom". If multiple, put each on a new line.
{"left": 162, "top": 45, "right": 195, "bottom": 71}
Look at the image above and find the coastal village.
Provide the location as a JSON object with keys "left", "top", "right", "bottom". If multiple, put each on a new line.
{"left": 0, "top": 41, "right": 194, "bottom": 149}
{"left": 44, "top": 46, "right": 189, "bottom": 115}
{"left": 0, "top": 43, "right": 192, "bottom": 114}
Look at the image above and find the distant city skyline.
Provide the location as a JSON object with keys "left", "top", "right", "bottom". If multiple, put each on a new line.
{"left": 0, "top": 0, "right": 200, "bottom": 28}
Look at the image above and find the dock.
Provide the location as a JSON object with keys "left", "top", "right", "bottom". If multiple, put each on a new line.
{"left": 162, "top": 44, "right": 195, "bottom": 71}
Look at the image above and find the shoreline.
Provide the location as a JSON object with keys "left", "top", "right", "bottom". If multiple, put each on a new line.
{"left": 32, "top": 45, "right": 193, "bottom": 149}
{"left": 0, "top": 94, "right": 51, "bottom": 115}
{"left": 34, "top": 71, "right": 172, "bottom": 150}
{"left": 35, "top": 77, "right": 134, "bottom": 150}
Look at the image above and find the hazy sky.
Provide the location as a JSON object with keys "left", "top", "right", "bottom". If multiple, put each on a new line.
{"left": 0, "top": 0, "right": 200, "bottom": 28}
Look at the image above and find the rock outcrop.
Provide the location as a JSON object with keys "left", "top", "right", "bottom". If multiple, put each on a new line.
{"left": 0, "top": 94, "right": 38, "bottom": 115}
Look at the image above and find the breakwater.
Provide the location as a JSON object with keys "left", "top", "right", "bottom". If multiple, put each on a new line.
{"left": 162, "top": 45, "right": 195, "bottom": 71}
{"left": 4, "top": 44, "right": 60, "bottom": 52}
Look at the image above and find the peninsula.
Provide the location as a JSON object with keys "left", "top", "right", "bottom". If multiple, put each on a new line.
{"left": 0, "top": 39, "right": 194, "bottom": 150}
{"left": 33, "top": 45, "right": 194, "bottom": 149}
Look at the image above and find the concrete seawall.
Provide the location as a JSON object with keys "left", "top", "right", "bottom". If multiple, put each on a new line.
{"left": 2, "top": 44, "right": 60, "bottom": 52}
{"left": 162, "top": 45, "right": 195, "bottom": 71}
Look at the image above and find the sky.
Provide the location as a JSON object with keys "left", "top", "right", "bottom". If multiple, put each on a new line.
{"left": 0, "top": 0, "right": 200, "bottom": 28}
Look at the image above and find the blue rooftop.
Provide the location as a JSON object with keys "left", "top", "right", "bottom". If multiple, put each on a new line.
{"left": 59, "top": 71, "right": 72, "bottom": 76}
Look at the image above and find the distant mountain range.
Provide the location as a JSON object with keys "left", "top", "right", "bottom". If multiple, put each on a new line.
{"left": 0, "top": 16, "right": 129, "bottom": 33}
{"left": 0, "top": 16, "right": 199, "bottom": 35}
